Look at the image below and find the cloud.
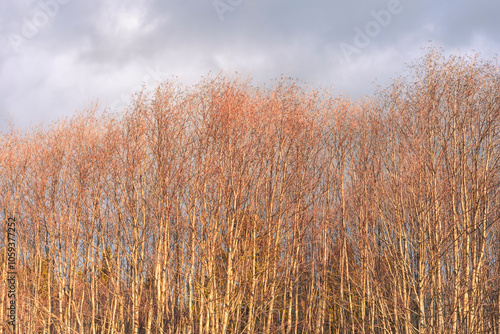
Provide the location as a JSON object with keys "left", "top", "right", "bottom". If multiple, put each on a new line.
{"left": 1, "top": 0, "right": 500, "bottom": 129}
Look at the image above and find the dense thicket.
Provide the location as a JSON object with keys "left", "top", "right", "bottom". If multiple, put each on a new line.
{"left": 1, "top": 50, "right": 500, "bottom": 333}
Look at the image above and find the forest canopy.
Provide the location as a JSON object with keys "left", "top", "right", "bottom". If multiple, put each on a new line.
{"left": 1, "top": 49, "right": 500, "bottom": 333}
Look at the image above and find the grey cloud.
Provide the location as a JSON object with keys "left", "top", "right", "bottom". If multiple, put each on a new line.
{"left": 1, "top": 0, "right": 500, "bottom": 128}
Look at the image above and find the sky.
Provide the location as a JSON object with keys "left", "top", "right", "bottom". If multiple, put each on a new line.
{"left": 1, "top": 0, "right": 500, "bottom": 130}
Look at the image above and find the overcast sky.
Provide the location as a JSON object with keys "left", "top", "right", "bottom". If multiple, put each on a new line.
{"left": 1, "top": 0, "right": 500, "bottom": 130}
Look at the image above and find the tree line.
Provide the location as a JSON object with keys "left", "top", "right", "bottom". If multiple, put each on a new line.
{"left": 1, "top": 49, "right": 500, "bottom": 333}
